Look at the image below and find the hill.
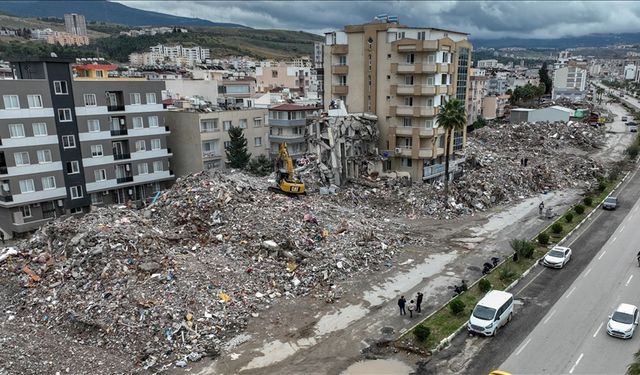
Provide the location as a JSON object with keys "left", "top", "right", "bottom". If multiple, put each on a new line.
{"left": 472, "top": 33, "right": 640, "bottom": 49}
{"left": 0, "top": 13, "right": 109, "bottom": 39}
{"left": 0, "top": 0, "right": 243, "bottom": 28}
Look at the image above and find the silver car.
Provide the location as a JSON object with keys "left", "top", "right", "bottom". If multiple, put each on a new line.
{"left": 603, "top": 197, "right": 618, "bottom": 210}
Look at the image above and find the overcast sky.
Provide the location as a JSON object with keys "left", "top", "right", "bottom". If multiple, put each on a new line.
{"left": 115, "top": 1, "right": 640, "bottom": 39}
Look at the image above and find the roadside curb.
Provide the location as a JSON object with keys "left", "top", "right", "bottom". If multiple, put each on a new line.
{"left": 407, "top": 171, "right": 633, "bottom": 355}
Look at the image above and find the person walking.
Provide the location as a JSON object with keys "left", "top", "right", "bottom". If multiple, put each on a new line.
{"left": 398, "top": 295, "right": 406, "bottom": 316}
{"left": 538, "top": 201, "right": 545, "bottom": 215}
{"left": 407, "top": 300, "right": 416, "bottom": 318}
{"left": 416, "top": 292, "right": 423, "bottom": 313}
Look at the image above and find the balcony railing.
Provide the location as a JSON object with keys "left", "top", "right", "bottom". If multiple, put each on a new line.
{"left": 113, "top": 153, "right": 131, "bottom": 160}
{"left": 107, "top": 105, "right": 125, "bottom": 112}
{"left": 110, "top": 129, "right": 128, "bottom": 136}
{"left": 0, "top": 166, "right": 7, "bottom": 175}
{"left": 0, "top": 195, "right": 13, "bottom": 202}
{"left": 116, "top": 176, "right": 134, "bottom": 184}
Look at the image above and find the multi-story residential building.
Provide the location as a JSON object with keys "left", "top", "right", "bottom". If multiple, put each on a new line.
{"left": 486, "top": 77, "right": 509, "bottom": 95}
{"left": 255, "top": 62, "right": 312, "bottom": 94}
{"left": 45, "top": 32, "right": 89, "bottom": 46}
{"left": 166, "top": 108, "right": 268, "bottom": 175}
{"left": 481, "top": 94, "right": 510, "bottom": 120}
{"left": 218, "top": 77, "right": 256, "bottom": 107}
{"left": 323, "top": 20, "right": 472, "bottom": 181}
{"left": 148, "top": 44, "right": 210, "bottom": 66}
{"left": 477, "top": 59, "right": 498, "bottom": 69}
{"left": 64, "top": 13, "right": 87, "bottom": 36}
{"left": 552, "top": 61, "right": 588, "bottom": 101}
{"left": 313, "top": 42, "right": 324, "bottom": 69}
{"left": 467, "top": 71, "right": 487, "bottom": 125}
{"left": 0, "top": 58, "right": 174, "bottom": 238}
{"left": 268, "top": 104, "right": 320, "bottom": 160}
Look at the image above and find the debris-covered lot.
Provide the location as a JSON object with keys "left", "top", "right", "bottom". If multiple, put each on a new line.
{"left": 0, "top": 121, "right": 611, "bottom": 374}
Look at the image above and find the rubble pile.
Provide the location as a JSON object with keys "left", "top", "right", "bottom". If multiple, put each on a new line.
{"left": 0, "top": 170, "right": 418, "bottom": 373}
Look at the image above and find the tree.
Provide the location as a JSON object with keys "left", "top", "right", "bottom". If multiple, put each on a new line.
{"left": 472, "top": 116, "right": 487, "bottom": 130}
{"left": 539, "top": 62, "right": 553, "bottom": 95}
{"left": 596, "top": 87, "right": 605, "bottom": 104}
{"left": 436, "top": 98, "right": 466, "bottom": 196}
{"left": 225, "top": 126, "right": 251, "bottom": 169}
{"left": 246, "top": 154, "right": 273, "bottom": 176}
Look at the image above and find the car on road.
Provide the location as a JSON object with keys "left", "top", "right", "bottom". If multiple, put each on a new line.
{"left": 468, "top": 290, "right": 514, "bottom": 336}
{"left": 542, "top": 246, "right": 572, "bottom": 268}
{"left": 622, "top": 116, "right": 628, "bottom": 122}
{"left": 607, "top": 303, "right": 639, "bottom": 339}
{"left": 603, "top": 196, "right": 618, "bottom": 210}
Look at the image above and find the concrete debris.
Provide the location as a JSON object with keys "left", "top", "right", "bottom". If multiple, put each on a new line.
{"left": 0, "top": 169, "right": 421, "bottom": 373}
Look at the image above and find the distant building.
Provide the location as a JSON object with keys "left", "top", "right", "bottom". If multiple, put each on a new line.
{"left": 46, "top": 32, "right": 89, "bottom": 47}
{"left": 268, "top": 104, "right": 320, "bottom": 160}
{"left": 510, "top": 106, "right": 573, "bottom": 124}
{"left": 467, "top": 72, "right": 487, "bottom": 125}
{"left": 255, "top": 62, "right": 311, "bottom": 94}
{"left": 552, "top": 61, "right": 587, "bottom": 101}
{"left": 64, "top": 13, "right": 87, "bottom": 36}
{"left": 481, "top": 95, "right": 510, "bottom": 120}
{"left": 477, "top": 59, "right": 499, "bottom": 69}
{"left": 486, "top": 77, "right": 509, "bottom": 95}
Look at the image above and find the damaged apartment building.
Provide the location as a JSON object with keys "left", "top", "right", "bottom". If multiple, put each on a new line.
{"left": 323, "top": 17, "right": 472, "bottom": 182}
{"left": 0, "top": 58, "right": 174, "bottom": 238}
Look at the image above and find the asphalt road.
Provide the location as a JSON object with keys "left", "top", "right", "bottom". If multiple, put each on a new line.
{"left": 436, "top": 159, "right": 640, "bottom": 375}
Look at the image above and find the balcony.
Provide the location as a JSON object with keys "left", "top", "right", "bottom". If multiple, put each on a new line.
{"left": 332, "top": 85, "right": 348, "bottom": 95}
{"left": 390, "top": 106, "right": 436, "bottom": 117}
{"left": 269, "top": 134, "right": 305, "bottom": 143}
{"left": 0, "top": 166, "right": 6, "bottom": 175}
{"left": 391, "top": 63, "right": 438, "bottom": 74}
{"left": 395, "top": 147, "right": 412, "bottom": 157}
{"left": 330, "top": 44, "right": 348, "bottom": 54}
{"left": 0, "top": 194, "right": 12, "bottom": 202}
{"left": 117, "top": 176, "right": 134, "bottom": 184}
{"left": 394, "top": 39, "right": 438, "bottom": 52}
{"left": 113, "top": 153, "right": 131, "bottom": 160}
{"left": 107, "top": 105, "right": 125, "bottom": 112}
{"left": 332, "top": 65, "right": 349, "bottom": 75}
{"left": 418, "top": 149, "right": 433, "bottom": 158}
{"left": 110, "top": 129, "right": 128, "bottom": 136}
{"left": 423, "top": 163, "right": 445, "bottom": 179}
{"left": 393, "top": 126, "right": 414, "bottom": 136}
{"left": 202, "top": 151, "right": 222, "bottom": 159}
{"left": 392, "top": 85, "right": 437, "bottom": 96}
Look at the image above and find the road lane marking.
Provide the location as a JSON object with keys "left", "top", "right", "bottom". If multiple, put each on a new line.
{"left": 543, "top": 309, "right": 556, "bottom": 325}
{"left": 612, "top": 236, "right": 617, "bottom": 243}
{"left": 584, "top": 268, "right": 592, "bottom": 278}
{"left": 627, "top": 275, "right": 634, "bottom": 286}
{"left": 518, "top": 268, "right": 545, "bottom": 294}
{"left": 515, "top": 338, "right": 532, "bottom": 356}
{"left": 569, "top": 353, "right": 584, "bottom": 374}
{"left": 593, "top": 322, "right": 604, "bottom": 337}
{"left": 621, "top": 225, "right": 626, "bottom": 232}
{"left": 566, "top": 287, "right": 577, "bottom": 299}
{"left": 598, "top": 250, "right": 607, "bottom": 260}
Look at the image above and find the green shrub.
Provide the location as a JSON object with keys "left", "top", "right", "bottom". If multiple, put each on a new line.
{"left": 414, "top": 325, "right": 431, "bottom": 342}
{"left": 551, "top": 222, "right": 563, "bottom": 234}
{"left": 499, "top": 266, "right": 517, "bottom": 282}
{"left": 449, "top": 298, "right": 466, "bottom": 316}
{"left": 574, "top": 204, "right": 585, "bottom": 215}
{"left": 583, "top": 196, "right": 593, "bottom": 206}
{"left": 538, "top": 232, "right": 549, "bottom": 246}
{"left": 564, "top": 213, "right": 573, "bottom": 223}
{"left": 479, "top": 278, "right": 492, "bottom": 293}
{"left": 598, "top": 180, "right": 608, "bottom": 192}
{"left": 510, "top": 238, "right": 535, "bottom": 258}
{"left": 609, "top": 165, "right": 621, "bottom": 181}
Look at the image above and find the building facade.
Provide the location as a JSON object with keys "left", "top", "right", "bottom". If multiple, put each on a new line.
{"left": 268, "top": 104, "right": 320, "bottom": 160}
{"left": 323, "top": 20, "right": 472, "bottom": 180}
{"left": 255, "top": 63, "right": 312, "bottom": 94}
{"left": 166, "top": 108, "right": 268, "bottom": 176}
{"left": 552, "top": 61, "right": 588, "bottom": 101}
{"left": 481, "top": 95, "right": 510, "bottom": 120}
{"left": 467, "top": 74, "right": 487, "bottom": 125}
{"left": 0, "top": 58, "right": 174, "bottom": 237}
{"left": 64, "top": 13, "right": 87, "bottom": 36}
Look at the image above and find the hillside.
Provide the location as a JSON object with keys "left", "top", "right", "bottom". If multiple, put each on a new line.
{"left": 0, "top": 13, "right": 109, "bottom": 39}
{"left": 472, "top": 32, "right": 640, "bottom": 49}
{"left": 0, "top": 0, "right": 243, "bottom": 27}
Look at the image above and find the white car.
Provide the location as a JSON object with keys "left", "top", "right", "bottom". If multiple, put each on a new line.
{"left": 542, "top": 246, "right": 572, "bottom": 269}
{"left": 607, "top": 303, "right": 639, "bottom": 339}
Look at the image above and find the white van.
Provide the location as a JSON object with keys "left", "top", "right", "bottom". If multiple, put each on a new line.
{"left": 467, "top": 290, "right": 514, "bottom": 336}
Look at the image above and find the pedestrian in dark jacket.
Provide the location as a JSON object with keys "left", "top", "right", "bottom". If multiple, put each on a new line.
{"left": 398, "top": 295, "right": 406, "bottom": 315}
{"left": 416, "top": 292, "right": 423, "bottom": 313}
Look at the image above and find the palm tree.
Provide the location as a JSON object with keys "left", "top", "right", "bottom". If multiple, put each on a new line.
{"left": 436, "top": 98, "right": 466, "bottom": 196}
{"left": 627, "top": 349, "right": 640, "bottom": 374}
{"left": 596, "top": 87, "right": 605, "bottom": 104}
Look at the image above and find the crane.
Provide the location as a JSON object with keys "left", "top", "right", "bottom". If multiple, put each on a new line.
{"left": 270, "top": 142, "right": 305, "bottom": 195}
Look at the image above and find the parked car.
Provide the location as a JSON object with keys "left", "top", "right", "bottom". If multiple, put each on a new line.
{"left": 607, "top": 303, "right": 639, "bottom": 339}
{"left": 603, "top": 196, "right": 618, "bottom": 210}
{"left": 468, "top": 290, "right": 514, "bottom": 336}
{"left": 622, "top": 116, "right": 628, "bottom": 122}
{"left": 542, "top": 246, "right": 572, "bottom": 269}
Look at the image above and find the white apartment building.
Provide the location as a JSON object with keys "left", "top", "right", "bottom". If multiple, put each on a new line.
{"left": 552, "top": 62, "right": 588, "bottom": 101}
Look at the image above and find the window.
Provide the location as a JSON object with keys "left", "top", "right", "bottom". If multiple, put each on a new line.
{"left": 91, "top": 193, "right": 103, "bottom": 205}
{"left": 405, "top": 75, "right": 414, "bottom": 85}
{"left": 91, "top": 145, "right": 103, "bottom": 157}
{"left": 403, "top": 118, "right": 412, "bottom": 127}
{"left": 3, "top": 95, "right": 19, "bottom": 109}
{"left": 70, "top": 207, "right": 83, "bottom": 214}
{"left": 58, "top": 108, "right": 72, "bottom": 122}
{"left": 146, "top": 93, "right": 156, "bottom": 104}
{"left": 30, "top": 122, "right": 47, "bottom": 136}
{"left": 53, "top": 81, "right": 68, "bottom": 95}
{"left": 87, "top": 119, "right": 100, "bottom": 132}
{"left": 133, "top": 117, "right": 143, "bottom": 129}
{"left": 70, "top": 185, "right": 83, "bottom": 199}
{"left": 42, "top": 176, "right": 56, "bottom": 190}
{"left": 397, "top": 31, "right": 406, "bottom": 39}
{"left": 404, "top": 97, "right": 413, "bottom": 106}
{"left": 427, "top": 54, "right": 436, "bottom": 64}
{"left": 425, "top": 119, "right": 434, "bottom": 128}
{"left": 404, "top": 138, "right": 413, "bottom": 147}
{"left": 20, "top": 205, "right": 32, "bottom": 218}
{"left": 338, "top": 75, "right": 347, "bottom": 85}
{"left": 405, "top": 54, "right": 415, "bottom": 64}
{"left": 137, "top": 162, "right": 149, "bottom": 174}
{"left": 223, "top": 141, "right": 231, "bottom": 149}
{"left": 9, "top": 124, "right": 25, "bottom": 138}
{"left": 200, "top": 119, "right": 219, "bottom": 132}
{"left": 135, "top": 140, "right": 146, "bottom": 152}
{"left": 37, "top": 149, "right": 52, "bottom": 164}
{"left": 272, "top": 70, "right": 278, "bottom": 78}
{"left": 27, "top": 95, "right": 43, "bottom": 108}
{"left": 83, "top": 94, "right": 97, "bottom": 107}
{"left": 254, "top": 117, "right": 263, "bottom": 127}
{"left": 401, "top": 158, "right": 413, "bottom": 167}
{"left": 14, "top": 152, "right": 30, "bottom": 166}
{"left": 338, "top": 55, "right": 347, "bottom": 66}
{"left": 427, "top": 76, "right": 435, "bottom": 85}
{"left": 94, "top": 169, "right": 107, "bottom": 182}
{"left": 130, "top": 93, "right": 141, "bottom": 105}
{"left": 254, "top": 137, "right": 262, "bottom": 147}
{"left": 153, "top": 161, "right": 163, "bottom": 172}
{"left": 418, "top": 31, "right": 426, "bottom": 40}
{"left": 19, "top": 179, "right": 35, "bottom": 193}
{"left": 148, "top": 116, "right": 159, "bottom": 128}
{"left": 66, "top": 160, "right": 79, "bottom": 174}
{"left": 150, "top": 139, "right": 161, "bottom": 150}
{"left": 223, "top": 121, "right": 232, "bottom": 131}
{"left": 239, "top": 119, "right": 247, "bottom": 129}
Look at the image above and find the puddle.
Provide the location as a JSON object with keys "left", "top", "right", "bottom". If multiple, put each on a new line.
{"left": 341, "top": 359, "right": 413, "bottom": 375}
{"left": 315, "top": 304, "right": 368, "bottom": 336}
{"left": 241, "top": 337, "right": 317, "bottom": 370}
{"left": 363, "top": 252, "right": 457, "bottom": 306}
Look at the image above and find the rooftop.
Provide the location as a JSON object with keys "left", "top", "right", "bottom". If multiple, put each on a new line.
{"left": 270, "top": 103, "right": 320, "bottom": 112}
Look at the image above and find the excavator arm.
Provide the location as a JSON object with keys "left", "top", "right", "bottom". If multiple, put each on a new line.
{"left": 271, "top": 142, "right": 305, "bottom": 195}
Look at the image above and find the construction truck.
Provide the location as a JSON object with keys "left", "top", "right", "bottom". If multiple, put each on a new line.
{"left": 270, "top": 143, "right": 305, "bottom": 195}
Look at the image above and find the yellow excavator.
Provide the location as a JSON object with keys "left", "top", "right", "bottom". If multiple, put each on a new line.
{"left": 270, "top": 142, "right": 305, "bottom": 195}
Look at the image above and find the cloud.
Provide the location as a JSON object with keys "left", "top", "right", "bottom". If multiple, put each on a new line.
{"left": 114, "top": 1, "right": 640, "bottom": 39}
